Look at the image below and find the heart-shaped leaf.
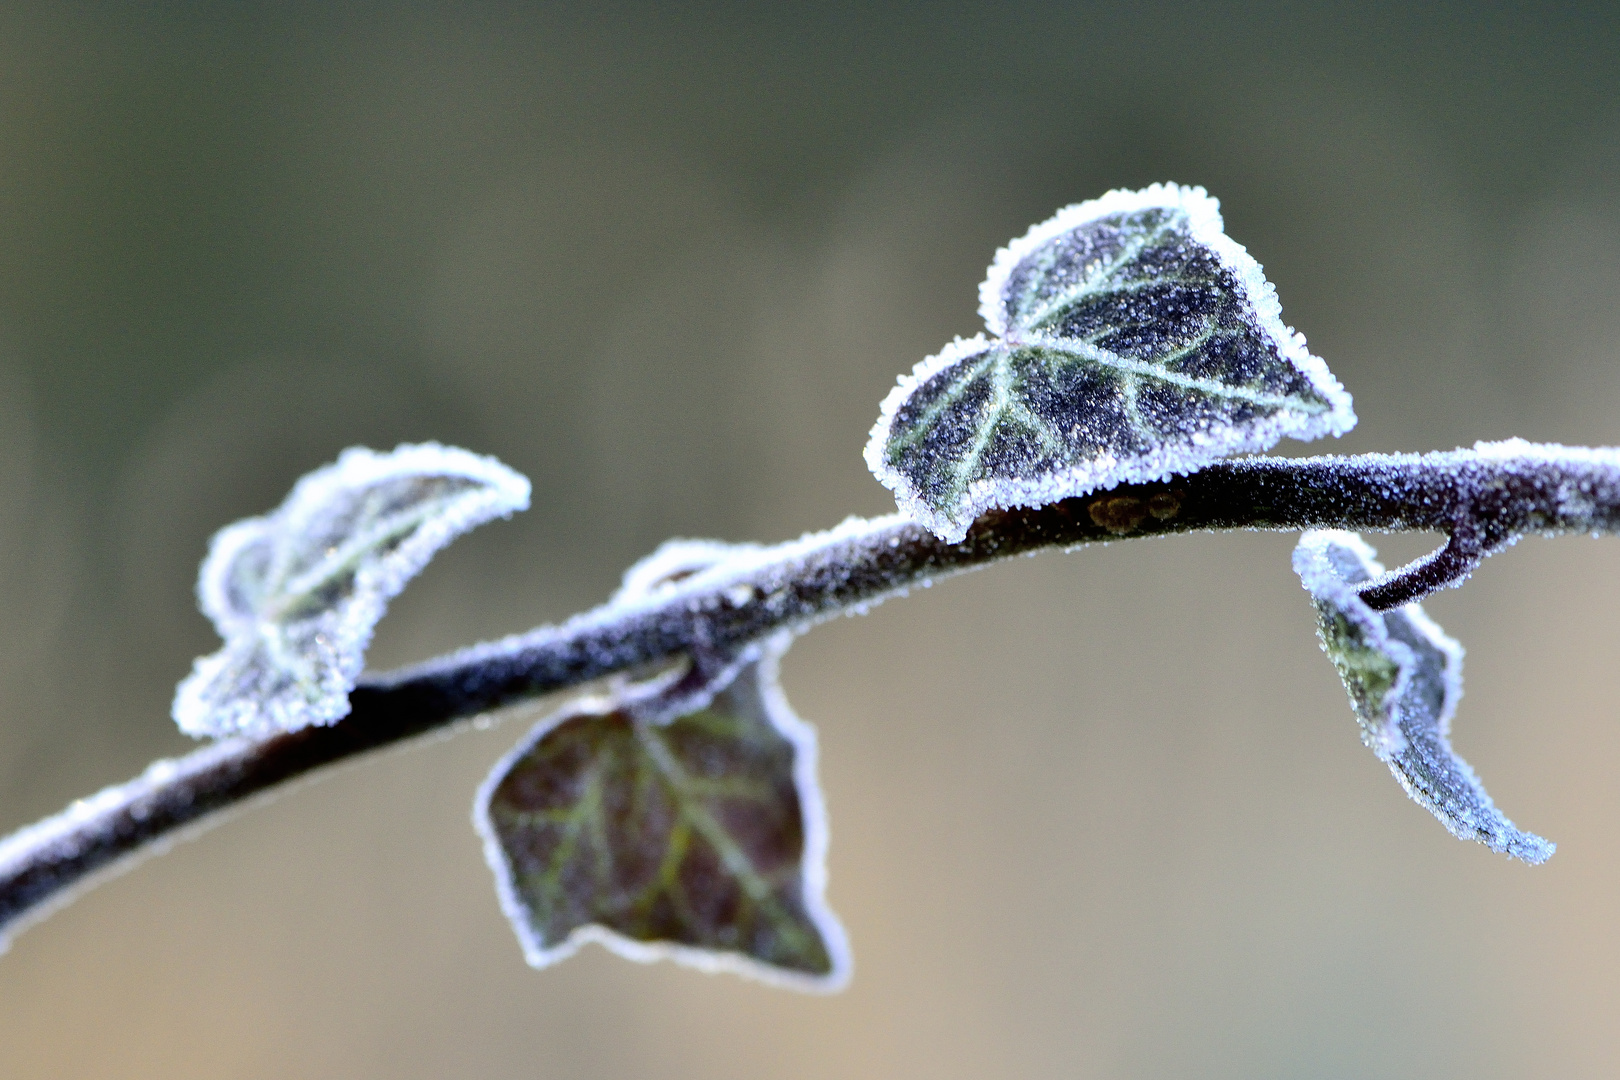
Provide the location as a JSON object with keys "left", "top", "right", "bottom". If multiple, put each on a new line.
{"left": 1293, "top": 530, "right": 1552, "bottom": 864}
{"left": 867, "top": 184, "right": 1356, "bottom": 542}
{"left": 475, "top": 634, "right": 850, "bottom": 991}
{"left": 173, "top": 443, "right": 531, "bottom": 739}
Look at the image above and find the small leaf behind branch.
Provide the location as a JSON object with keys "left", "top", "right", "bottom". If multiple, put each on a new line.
{"left": 173, "top": 443, "right": 531, "bottom": 739}
{"left": 867, "top": 184, "right": 1355, "bottom": 542}
{"left": 475, "top": 635, "right": 850, "bottom": 991}
{"left": 1293, "top": 530, "right": 1552, "bottom": 864}
{"left": 603, "top": 537, "right": 774, "bottom": 721}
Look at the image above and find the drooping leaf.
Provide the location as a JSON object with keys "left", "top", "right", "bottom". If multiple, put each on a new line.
{"left": 1293, "top": 530, "right": 1553, "bottom": 864}
{"left": 475, "top": 635, "right": 850, "bottom": 991}
{"left": 173, "top": 443, "right": 531, "bottom": 739}
{"left": 867, "top": 184, "right": 1356, "bottom": 542}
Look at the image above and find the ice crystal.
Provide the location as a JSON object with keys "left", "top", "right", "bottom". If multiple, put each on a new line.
{"left": 173, "top": 443, "right": 531, "bottom": 739}
{"left": 867, "top": 184, "right": 1355, "bottom": 542}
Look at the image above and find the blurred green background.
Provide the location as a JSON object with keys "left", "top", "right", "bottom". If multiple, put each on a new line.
{"left": 0, "top": 3, "right": 1618, "bottom": 1076}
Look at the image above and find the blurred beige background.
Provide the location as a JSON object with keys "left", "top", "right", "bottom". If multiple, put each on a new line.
{"left": 0, "top": 4, "right": 1618, "bottom": 1077}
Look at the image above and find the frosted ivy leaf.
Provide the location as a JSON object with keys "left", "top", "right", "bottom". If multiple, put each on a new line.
{"left": 173, "top": 443, "right": 531, "bottom": 740}
{"left": 1293, "top": 530, "right": 1553, "bottom": 864}
{"left": 475, "top": 635, "right": 850, "bottom": 991}
{"left": 866, "top": 184, "right": 1356, "bottom": 542}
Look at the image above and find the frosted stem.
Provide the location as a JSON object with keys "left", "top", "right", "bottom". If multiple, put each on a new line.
{"left": 3, "top": 442, "right": 1620, "bottom": 946}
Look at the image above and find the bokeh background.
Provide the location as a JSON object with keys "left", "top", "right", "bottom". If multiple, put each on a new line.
{"left": 0, "top": 3, "right": 1617, "bottom": 1076}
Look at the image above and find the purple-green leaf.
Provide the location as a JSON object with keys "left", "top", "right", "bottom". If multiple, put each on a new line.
{"left": 475, "top": 637, "right": 849, "bottom": 991}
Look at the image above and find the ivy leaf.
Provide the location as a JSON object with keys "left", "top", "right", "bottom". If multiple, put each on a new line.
{"left": 1293, "top": 530, "right": 1553, "bottom": 864}
{"left": 866, "top": 184, "right": 1356, "bottom": 542}
{"left": 475, "top": 635, "right": 850, "bottom": 991}
{"left": 172, "top": 443, "right": 531, "bottom": 740}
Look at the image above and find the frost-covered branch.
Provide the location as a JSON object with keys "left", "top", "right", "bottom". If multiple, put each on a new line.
{"left": 3, "top": 441, "right": 1619, "bottom": 948}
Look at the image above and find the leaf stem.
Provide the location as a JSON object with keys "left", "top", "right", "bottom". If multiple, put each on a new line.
{"left": 4, "top": 442, "right": 1620, "bottom": 946}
